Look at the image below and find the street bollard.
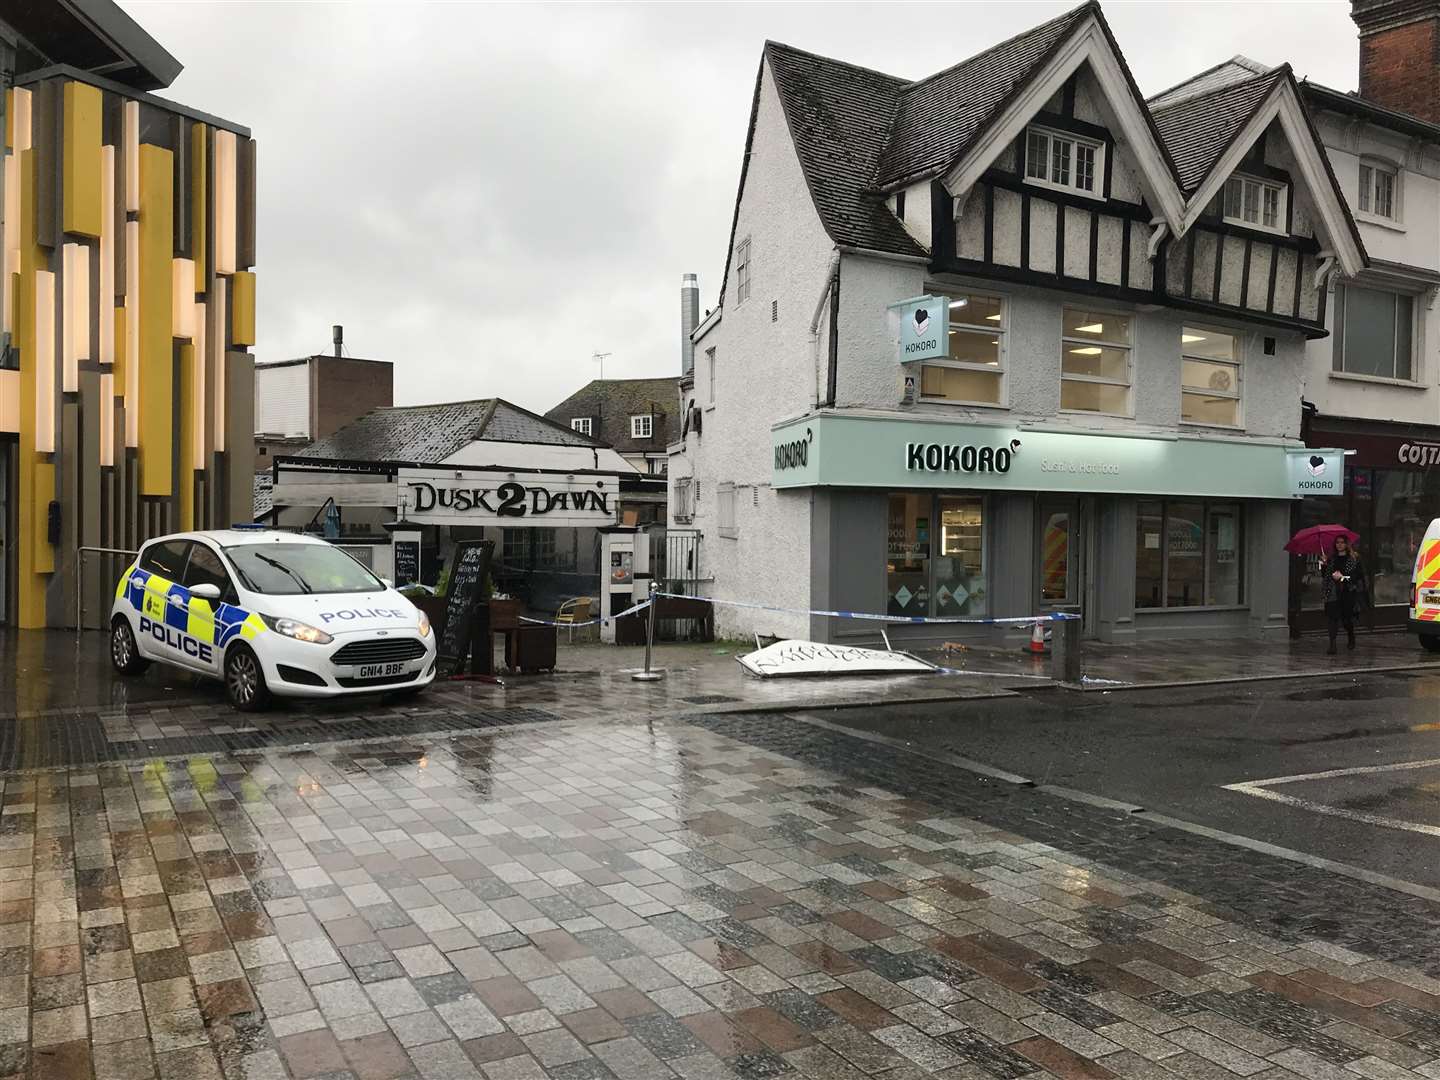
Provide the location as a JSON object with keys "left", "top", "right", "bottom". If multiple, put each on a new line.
{"left": 630, "top": 581, "right": 664, "bottom": 682}
{"left": 1051, "top": 615, "right": 1082, "bottom": 685}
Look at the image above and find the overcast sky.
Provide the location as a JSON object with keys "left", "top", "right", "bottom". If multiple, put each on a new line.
{"left": 120, "top": 1, "right": 1358, "bottom": 413}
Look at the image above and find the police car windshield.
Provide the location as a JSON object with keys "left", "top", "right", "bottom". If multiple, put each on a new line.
{"left": 226, "top": 543, "right": 382, "bottom": 596}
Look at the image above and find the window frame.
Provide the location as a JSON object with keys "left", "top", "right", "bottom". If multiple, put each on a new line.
{"left": 183, "top": 541, "right": 239, "bottom": 605}
{"left": 1180, "top": 325, "right": 1244, "bottom": 431}
{"left": 717, "top": 482, "right": 738, "bottom": 539}
{"left": 138, "top": 539, "right": 193, "bottom": 581}
{"left": 1059, "top": 305, "right": 1133, "bottom": 418}
{"left": 673, "top": 477, "right": 694, "bottom": 523}
{"left": 1357, "top": 157, "right": 1401, "bottom": 225}
{"left": 706, "top": 346, "right": 716, "bottom": 408}
{"left": 1222, "top": 173, "right": 1288, "bottom": 235}
{"left": 1135, "top": 500, "right": 1246, "bottom": 611}
{"left": 917, "top": 287, "right": 1009, "bottom": 409}
{"left": 884, "top": 492, "right": 989, "bottom": 618}
{"left": 734, "top": 237, "right": 751, "bottom": 305}
{"left": 1333, "top": 283, "right": 1419, "bottom": 384}
{"left": 570, "top": 417, "right": 592, "bottom": 436}
{"left": 1023, "top": 125, "right": 1105, "bottom": 199}
{"left": 630, "top": 414, "right": 653, "bottom": 439}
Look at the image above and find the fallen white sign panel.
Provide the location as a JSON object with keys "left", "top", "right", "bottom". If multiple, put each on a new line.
{"left": 738, "top": 640, "right": 937, "bottom": 678}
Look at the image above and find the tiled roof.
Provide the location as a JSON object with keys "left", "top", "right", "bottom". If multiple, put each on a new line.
{"left": 1151, "top": 68, "right": 1285, "bottom": 193}
{"left": 298, "top": 399, "right": 598, "bottom": 464}
{"left": 875, "top": 4, "right": 1096, "bottom": 190}
{"left": 1148, "top": 56, "right": 1273, "bottom": 110}
{"left": 545, "top": 377, "right": 680, "bottom": 454}
{"left": 763, "top": 43, "right": 923, "bottom": 258}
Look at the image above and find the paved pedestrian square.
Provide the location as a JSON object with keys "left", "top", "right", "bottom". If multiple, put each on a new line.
{"left": 0, "top": 709, "right": 1438, "bottom": 1079}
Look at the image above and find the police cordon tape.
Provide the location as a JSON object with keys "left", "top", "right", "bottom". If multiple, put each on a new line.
{"left": 653, "top": 591, "right": 1079, "bottom": 626}
{"left": 516, "top": 597, "right": 652, "bottom": 629}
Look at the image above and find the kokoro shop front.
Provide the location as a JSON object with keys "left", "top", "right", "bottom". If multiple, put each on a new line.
{"left": 771, "top": 412, "right": 1345, "bottom": 645}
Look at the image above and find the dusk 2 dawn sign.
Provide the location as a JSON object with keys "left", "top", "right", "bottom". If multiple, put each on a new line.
{"left": 401, "top": 470, "right": 618, "bottom": 527}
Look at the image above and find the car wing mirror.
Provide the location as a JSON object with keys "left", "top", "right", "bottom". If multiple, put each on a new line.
{"left": 190, "top": 583, "right": 222, "bottom": 602}
{"left": 380, "top": 577, "right": 393, "bottom": 588}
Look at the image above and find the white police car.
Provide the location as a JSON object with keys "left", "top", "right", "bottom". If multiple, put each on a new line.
{"left": 110, "top": 529, "right": 436, "bottom": 710}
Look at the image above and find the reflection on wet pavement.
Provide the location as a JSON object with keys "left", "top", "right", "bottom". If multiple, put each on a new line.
{"left": 0, "top": 715, "right": 1435, "bottom": 1080}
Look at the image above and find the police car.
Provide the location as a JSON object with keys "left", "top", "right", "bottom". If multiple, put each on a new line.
{"left": 110, "top": 529, "right": 436, "bottom": 710}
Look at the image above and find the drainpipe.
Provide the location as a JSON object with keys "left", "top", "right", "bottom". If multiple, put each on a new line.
{"left": 810, "top": 251, "right": 840, "bottom": 407}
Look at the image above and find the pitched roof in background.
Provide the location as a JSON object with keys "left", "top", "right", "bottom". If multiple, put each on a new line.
{"left": 1151, "top": 67, "right": 1287, "bottom": 193}
{"left": 763, "top": 43, "right": 921, "bottom": 258}
{"left": 875, "top": 3, "right": 1096, "bottom": 190}
{"left": 297, "top": 399, "right": 600, "bottom": 464}
{"left": 545, "top": 377, "right": 681, "bottom": 454}
{"left": 1148, "top": 55, "right": 1273, "bottom": 110}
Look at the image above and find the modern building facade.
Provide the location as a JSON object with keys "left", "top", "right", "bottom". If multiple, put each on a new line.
{"left": 669, "top": 0, "right": 1366, "bottom": 645}
{"left": 1289, "top": 0, "right": 1440, "bottom": 631}
{"left": 0, "top": 0, "right": 257, "bottom": 628}
{"left": 254, "top": 330, "right": 392, "bottom": 468}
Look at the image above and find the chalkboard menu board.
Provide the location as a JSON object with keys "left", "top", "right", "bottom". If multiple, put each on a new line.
{"left": 438, "top": 539, "right": 493, "bottom": 671}
{"left": 393, "top": 540, "right": 420, "bottom": 588}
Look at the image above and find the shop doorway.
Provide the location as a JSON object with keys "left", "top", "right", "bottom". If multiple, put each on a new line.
{"left": 1038, "top": 496, "right": 1095, "bottom": 637}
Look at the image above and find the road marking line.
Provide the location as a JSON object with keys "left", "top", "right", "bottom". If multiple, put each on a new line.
{"left": 1223, "top": 758, "right": 1440, "bottom": 839}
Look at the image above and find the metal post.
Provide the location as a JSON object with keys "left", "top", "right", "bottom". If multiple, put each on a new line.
{"left": 1051, "top": 615, "right": 1083, "bottom": 686}
{"left": 631, "top": 580, "right": 664, "bottom": 682}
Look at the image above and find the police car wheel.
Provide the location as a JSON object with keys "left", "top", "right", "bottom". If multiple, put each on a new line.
{"left": 110, "top": 618, "right": 150, "bottom": 675}
{"left": 225, "top": 646, "right": 272, "bottom": 711}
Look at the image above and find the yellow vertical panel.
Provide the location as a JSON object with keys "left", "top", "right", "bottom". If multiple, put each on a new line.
{"left": 31, "top": 462, "right": 54, "bottom": 573}
{"left": 172, "top": 257, "right": 194, "bottom": 339}
{"left": 124, "top": 220, "right": 139, "bottom": 447}
{"left": 211, "top": 277, "right": 226, "bottom": 452}
{"left": 193, "top": 300, "right": 207, "bottom": 460}
{"left": 99, "top": 370, "right": 114, "bottom": 467}
{"left": 99, "top": 145, "right": 114, "bottom": 365}
{"left": 62, "top": 81, "right": 102, "bottom": 237}
{"left": 191, "top": 124, "right": 207, "bottom": 291}
{"left": 0, "top": 369, "right": 16, "bottom": 432}
{"left": 214, "top": 130, "right": 236, "bottom": 275}
{"left": 178, "top": 341, "right": 195, "bottom": 531}
{"left": 34, "top": 269, "right": 54, "bottom": 453}
{"left": 230, "top": 270, "right": 255, "bottom": 346}
{"left": 2, "top": 154, "right": 15, "bottom": 335}
{"left": 138, "top": 144, "right": 173, "bottom": 495}
{"left": 4, "top": 89, "right": 10, "bottom": 150}
{"left": 12, "top": 89, "right": 31, "bottom": 153}
{"left": 113, "top": 303, "right": 125, "bottom": 386}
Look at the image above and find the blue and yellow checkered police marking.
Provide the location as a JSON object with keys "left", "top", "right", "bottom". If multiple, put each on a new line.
{"left": 117, "top": 566, "right": 266, "bottom": 648}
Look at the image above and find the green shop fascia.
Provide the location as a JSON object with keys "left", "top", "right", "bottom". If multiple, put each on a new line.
{"left": 770, "top": 412, "right": 1346, "bottom": 640}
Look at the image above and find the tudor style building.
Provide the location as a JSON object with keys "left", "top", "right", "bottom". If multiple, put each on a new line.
{"left": 669, "top": 0, "right": 1367, "bottom": 645}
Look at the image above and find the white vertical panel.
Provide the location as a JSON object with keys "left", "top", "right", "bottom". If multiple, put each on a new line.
{"left": 214, "top": 130, "right": 236, "bottom": 275}
{"left": 1, "top": 155, "right": 15, "bottom": 336}
{"left": 124, "top": 219, "right": 139, "bottom": 447}
{"left": 12, "top": 88, "right": 31, "bottom": 152}
{"left": 61, "top": 243, "right": 88, "bottom": 393}
{"left": 34, "top": 269, "right": 54, "bottom": 453}
{"left": 193, "top": 301, "right": 207, "bottom": 462}
{"left": 99, "top": 372, "right": 114, "bottom": 467}
{"left": 212, "top": 278, "right": 227, "bottom": 451}
{"left": 123, "top": 101, "right": 139, "bottom": 213}
{"left": 172, "top": 258, "right": 194, "bottom": 339}
{"left": 99, "top": 145, "right": 114, "bottom": 365}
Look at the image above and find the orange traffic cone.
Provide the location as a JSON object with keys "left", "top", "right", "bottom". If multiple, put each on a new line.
{"left": 1024, "top": 619, "right": 1049, "bottom": 655}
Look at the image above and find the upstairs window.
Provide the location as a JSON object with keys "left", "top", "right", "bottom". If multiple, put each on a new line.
{"left": 1060, "top": 308, "right": 1131, "bottom": 415}
{"left": 1222, "top": 174, "right": 1286, "bottom": 232}
{"left": 919, "top": 292, "right": 1005, "bottom": 406}
{"left": 630, "top": 414, "right": 653, "bottom": 439}
{"left": 1181, "top": 327, "right": 1242, "bottom": 428}
{"left": 1334, "top": 284, "right": 1414, "bottom": 382}
{"left": 706, "top": 347, "right": 716, "bottom": 405}
{"left": 673, "top": 478, "right": 694, "bottom": 523}
{"left": 735, "top": 238, "right": 751, "bottom": 304}
{"left": 1358, "top": 160, "right": 1398, "bottom": 221}
{"left": 1024, "top": 126, "right": 1102, "bottom": 197}
{"left": 570, "top": 417, "right": 592, "bottom": 436}
{"left": 717, "top": 482, "right": 737, "bottom": 539}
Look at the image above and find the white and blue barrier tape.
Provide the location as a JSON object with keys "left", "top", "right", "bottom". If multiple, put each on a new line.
{"left": 517, "top": 598, "right": 652, "bottom": 629}
{"left": 654, "top": 591, "right": 1077, "bottom": 626}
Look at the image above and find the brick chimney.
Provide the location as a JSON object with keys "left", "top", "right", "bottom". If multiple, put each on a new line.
{"left": 1353, "top": 0, "right": 1440, "bottom": 122}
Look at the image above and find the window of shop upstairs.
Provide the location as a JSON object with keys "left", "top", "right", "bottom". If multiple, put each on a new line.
{"left": 919, "top": 292, "right": 1004, "bottom": 406}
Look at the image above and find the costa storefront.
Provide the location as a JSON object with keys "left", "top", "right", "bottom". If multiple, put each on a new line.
{"left": 1295, "top": 417, "right": 1440, "bottom": 630}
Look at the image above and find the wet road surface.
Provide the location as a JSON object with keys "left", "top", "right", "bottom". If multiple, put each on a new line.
{"left": 814, "top": 669, "right": 1440, "bottom": 889}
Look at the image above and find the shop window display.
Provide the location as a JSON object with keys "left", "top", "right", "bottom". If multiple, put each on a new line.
{"left": 1136, "top": 500, "right": 1243, "bottom": 609}
{"left": 887, "top": 494, "right": 986, "bottom": 617}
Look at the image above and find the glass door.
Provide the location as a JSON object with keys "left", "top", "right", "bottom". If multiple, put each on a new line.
{"left": 1038, "top": 496, "right": 1090, "bottom": 633}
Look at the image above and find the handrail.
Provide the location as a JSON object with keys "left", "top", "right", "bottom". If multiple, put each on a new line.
{"left": 76, "top": 546, "right": 138, "bottom": 638}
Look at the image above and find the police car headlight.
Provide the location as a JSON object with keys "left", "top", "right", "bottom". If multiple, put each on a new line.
{"left": 261, "top": 614, "right": 334, "bottom": 645}
{"left": 417, "top": 610, "right": 432, "bottom": 638}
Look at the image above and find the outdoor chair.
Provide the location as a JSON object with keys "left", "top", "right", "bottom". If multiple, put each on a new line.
{"left": 555, "top": 597, "right": 594, "bottom": 642}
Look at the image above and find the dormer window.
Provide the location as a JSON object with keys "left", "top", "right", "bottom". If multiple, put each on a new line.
{"left": 571, "top": 417, "right": 592, "bottom": 436}
{"left": 1024, "top": 126, "right": 1103, "bottom": 197}
{"left": 630, "top": 414, "right": 653, "bottom": 439}
{"left": 1222, "top": 174, "right": 1286, "bottom": 233}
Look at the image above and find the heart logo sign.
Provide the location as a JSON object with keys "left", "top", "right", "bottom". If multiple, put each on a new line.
{"left": 913, "top": 308, "right": 930, "bottom": 336}
{"left": 1307, "top": 455, "right": 1326, "bottom": 477}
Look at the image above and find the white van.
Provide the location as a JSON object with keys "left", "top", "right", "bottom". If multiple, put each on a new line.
{"left": 1410, "top": 518, "right": 1440, "bottom": 652}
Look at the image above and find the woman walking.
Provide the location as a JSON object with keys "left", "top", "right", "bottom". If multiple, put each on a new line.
{"left": 1320, "top": 536, "right": 1366, "bottom": 655}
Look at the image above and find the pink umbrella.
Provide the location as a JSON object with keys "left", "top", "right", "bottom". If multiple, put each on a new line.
{"left": 1284, "top": 524, "right": 1359, "bottom": 556}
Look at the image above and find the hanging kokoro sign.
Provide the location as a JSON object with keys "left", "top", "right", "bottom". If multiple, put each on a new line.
{"left": 889, "top": 295, "right": 949, "bottom": 364}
